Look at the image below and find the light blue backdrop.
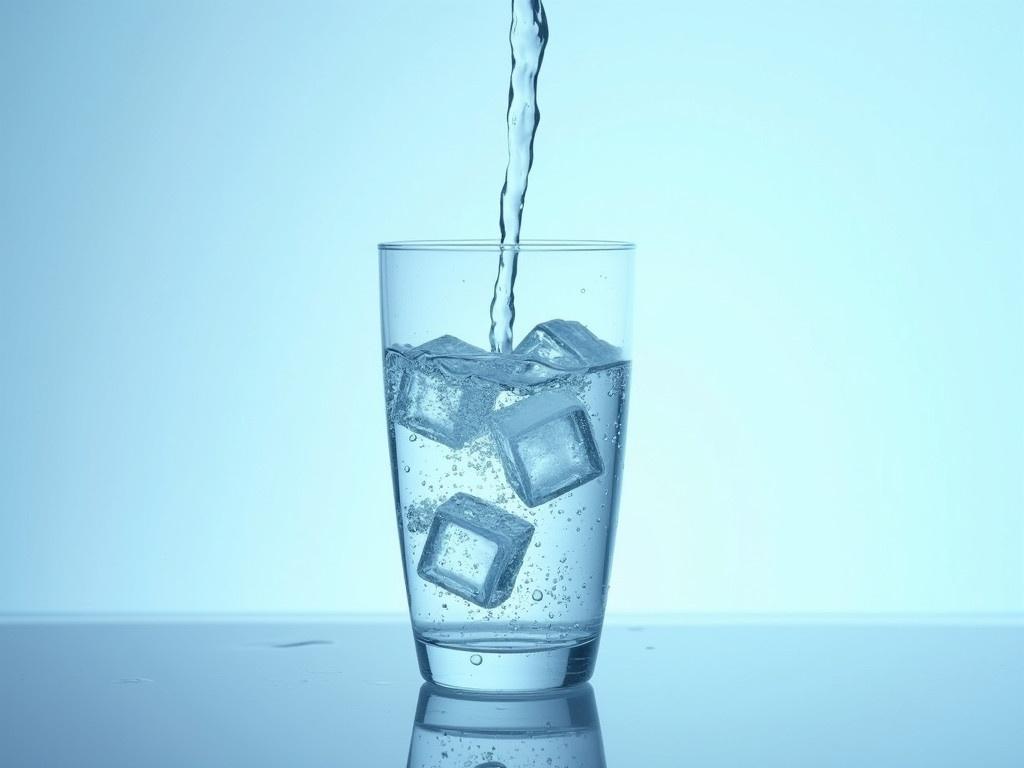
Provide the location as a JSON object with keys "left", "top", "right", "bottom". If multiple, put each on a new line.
{"left": 1, "top": 0, "right": 1021, "bottom": 615}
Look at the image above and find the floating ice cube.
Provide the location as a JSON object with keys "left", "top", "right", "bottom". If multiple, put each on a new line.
{"left": 417, "top": 493, "right": 534, "bottom": 608}
{"left": 391, "top": 336, "right": 499, "bottom": 448}
{"left": 410, "top": 335, "right": 483, "bottom": 368}
{"left": 514, "top": 319, "right": 620, "bottom": 370}
{"left": 489, "top": 391, "right": 604, "bottom": 507}
{"left": 420, "top": 336, "right": 559, "bottom": 388}
{"left": 383, "top": 345, "right": 420, "bottom": 420}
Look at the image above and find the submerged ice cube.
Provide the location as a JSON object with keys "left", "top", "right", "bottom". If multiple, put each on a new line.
{"left": 514, "top": 319, "right": 620, "bottom": 370}
{"left": 392, "top": 336, "right": 499, "bottom": 448}
{"left": 417, "top": 493, "right": 534, "bottom": 608}
{"left": 489, "top": 391, "right": 604, "bottom": 507}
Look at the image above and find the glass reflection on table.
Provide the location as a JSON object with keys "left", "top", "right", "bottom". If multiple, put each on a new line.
{"left": 408, "top": 682, "right": 605, "bottom": 768}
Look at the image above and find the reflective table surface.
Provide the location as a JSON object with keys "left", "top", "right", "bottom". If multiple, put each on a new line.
{"left": 1, "top": 618, "right": 1020, "bottom": 766}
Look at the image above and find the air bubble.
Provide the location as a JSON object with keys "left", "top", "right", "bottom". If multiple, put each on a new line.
{"left": 532, "top": 589, "right": 544, "bottom": 601}
{"left": 408, "top": 434, "right": 417, "bottom": 442}
{"left": 470, "top": 654, "right": 483, "bottom": 666}
{"left": 403, "top": 465, "right": 410, "bottom": 473}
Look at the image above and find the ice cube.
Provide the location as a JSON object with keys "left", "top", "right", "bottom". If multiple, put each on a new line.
{"left": 514, "top": 319, "right": 620, "bottom": 370}
{"left": 469, "top": 354, "right": 564, "bottom": 388}
{"left": 391, "top": 336, "right": 499, "bottom": 448}
{"left": 489, "top": 391, "right": 604, "bottom": 507}
{"left": 410, "top": 335, "right": 483, "bottom": 368}
{"left": 383, "top": 344, "right": 422, "bottom": 420}
{"left": 416, "top": 336, "right": 558, "bottom": 387}
{"left": 417, "top": 493, "right": 534, "bottom": 608}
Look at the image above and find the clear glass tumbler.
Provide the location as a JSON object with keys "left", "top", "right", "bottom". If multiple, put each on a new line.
{"left": 380, "top": 240, "right": 634, "bottom": 691}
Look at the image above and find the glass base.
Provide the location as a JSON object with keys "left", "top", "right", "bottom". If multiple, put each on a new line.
{"left": 415, "top": 636, "right": 600, "bottom": 692}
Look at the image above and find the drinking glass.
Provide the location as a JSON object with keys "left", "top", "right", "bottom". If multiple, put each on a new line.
{"left": 380, "top": 240, "right": 634, "bottom": 691}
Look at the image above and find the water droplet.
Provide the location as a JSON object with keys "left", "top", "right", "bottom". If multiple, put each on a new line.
{"left": 548, "top": 611, "right": 555, "bottom": 619}
{"left": 532, "top": 589, "right": 544, "bottom": 601}
{"left": 470, "top": 654, "right": 483, "bottom": 666}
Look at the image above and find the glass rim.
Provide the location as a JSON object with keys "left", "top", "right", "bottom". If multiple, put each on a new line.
{"left": 378, "top": 239, "right": 635, "bottom": 252}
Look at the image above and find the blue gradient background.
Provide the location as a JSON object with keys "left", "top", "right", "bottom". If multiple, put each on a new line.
{"left": 1, "top": 1, "right": 1021, "bottom": 615}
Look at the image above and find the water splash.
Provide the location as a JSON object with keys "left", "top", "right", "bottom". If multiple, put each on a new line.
{"left": 489, "top": 0, "right": 549, "bottom": 354}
